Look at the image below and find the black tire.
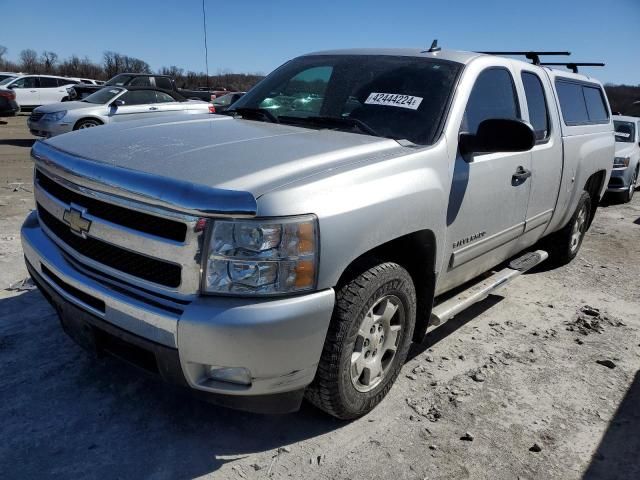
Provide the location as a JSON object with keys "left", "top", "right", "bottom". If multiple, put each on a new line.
{"left": 74, "top": 118, "right": 102, "bottom": 130}
{"left": 546, "top": 191, "right": 591, "bottom": 266}
{"left": 305, "top": 261, "right": 416, "bottom": 419}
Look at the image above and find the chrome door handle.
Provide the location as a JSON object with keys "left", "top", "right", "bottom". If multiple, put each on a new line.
{"left": 149, "top": 107, "right": 158, "bottom": 111}
{"left": 511, "top": 165, "right": 531, "bottom": 185}
{"left": 30, "top": 90, "right": 37, "bottom": 93}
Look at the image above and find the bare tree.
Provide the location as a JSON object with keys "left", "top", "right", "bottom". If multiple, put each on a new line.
{"left": 19, "top": 48, "right": 40, "bottom": 73}
{"left": 41, "top": 51, "right": 59, "bottom": 73}
{"left": 0, "top": 45, "right": 7, "bottom": 69}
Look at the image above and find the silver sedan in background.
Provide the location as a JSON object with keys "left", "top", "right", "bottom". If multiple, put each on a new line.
{"left": 28, "top": 86, "right": 214, "bottom": 137}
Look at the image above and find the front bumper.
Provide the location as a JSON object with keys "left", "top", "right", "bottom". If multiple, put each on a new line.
{"left": 607, "top": 167, "right": 635, "bottom": 191}
{"left": 27, "top": 118, "right": 73, "bottom": 137}
{"left": 21, "top": 211, "right": 335, "bottom": 412}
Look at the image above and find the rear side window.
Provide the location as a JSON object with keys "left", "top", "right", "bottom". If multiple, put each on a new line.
{"left": 39, "top": 77, "right": 58, "bottom": 88}
{"left": 555, "top": 80, "right": 609, "bottom": 125}
{"left": 521, "top": 72, "right": 549, "bottom": 141}
{"left": 155, "top": 91, "right": 175, "bottom": 103}
{"left": 583, "top": 86, "right": 608, "bottom": 123}
{"left": 462, "top": 68, "right": 520, "bottom": 134}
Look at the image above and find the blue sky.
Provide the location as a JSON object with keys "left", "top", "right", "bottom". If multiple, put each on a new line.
{"left": 2, "top": 0, "right": 638, "bottom": 84}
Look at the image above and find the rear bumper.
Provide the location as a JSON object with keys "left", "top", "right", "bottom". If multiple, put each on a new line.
{"left": 21, "top": 211, "right": 335, "bottom": 413}
{"left": 0, "top": 98, "right": 19, "bottom": 116}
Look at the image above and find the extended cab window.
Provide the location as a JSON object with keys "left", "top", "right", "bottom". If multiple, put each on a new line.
{"left": 555, "top": 80, "right": 609, "bottom": 125}
{"left": 230, "top": 55, "right": 462, "bottom": 145}
{"left": 462, "top": 68, "right": 520, "bottom": 135}
{"left": 154, "top": 77, "right": 173, "bottom": 90}
{"left": 521, "top": 72, "right": 549, "bottom": 141}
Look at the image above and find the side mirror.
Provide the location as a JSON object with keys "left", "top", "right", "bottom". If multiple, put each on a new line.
{"left": 7, "top": 84, "right": 16, "bottom": 89}
{"left": 110, "top": 99, "right": 125, "bottom": 107}
{"left": 459, "top": 118, "right": 536, "bottom": 158}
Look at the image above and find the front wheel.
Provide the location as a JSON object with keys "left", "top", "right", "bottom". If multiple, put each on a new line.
{"left": 74, "top": 119, "right": 102, "bottom": 130}
{"left": 306, "top": 261, "right": 416, "bottom": 419}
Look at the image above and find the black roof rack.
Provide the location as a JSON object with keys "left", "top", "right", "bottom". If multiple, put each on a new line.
{"left": 478, "top": 51, "right": 571, "bottom": 65}
{"left": 540, "top": 62, "right": 605, "bottom": 74}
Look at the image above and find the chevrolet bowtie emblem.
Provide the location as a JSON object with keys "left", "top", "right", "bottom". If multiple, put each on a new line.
{"left": 63, "top": 207, "right": 91, "bottom": 237}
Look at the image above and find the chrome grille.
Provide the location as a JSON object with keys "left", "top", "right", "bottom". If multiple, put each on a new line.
{"left": 34, "top": 168, "right": 204, "bottom": 297}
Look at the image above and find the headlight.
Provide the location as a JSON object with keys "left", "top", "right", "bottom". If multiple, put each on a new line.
{"left": 43, "top": 110, "right": 67, "bottom": 122}
{"left": 202, "top": 215, "right": 318, "bottom": 295}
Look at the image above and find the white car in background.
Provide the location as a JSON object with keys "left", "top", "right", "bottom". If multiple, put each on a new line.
{"left": 0, "top": 74, "right": 80, "bottom": 108}
{"left": 28, "top": 86, "right": 214, "bottom": 137}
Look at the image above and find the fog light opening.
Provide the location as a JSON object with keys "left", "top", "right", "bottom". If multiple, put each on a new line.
{"left": 207, "top": 366, "right": 252, "bottom": 386}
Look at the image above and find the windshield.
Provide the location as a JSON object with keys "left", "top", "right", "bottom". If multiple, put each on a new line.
{"left": 0, "top": 77, "right": 15, "bottom": 86}
{"left": 230, "top": 55, "right": 462, "bottom": 145}
{"left": 614, "top": 120, "right": 636, "bottom": 143}
{"left": 82, "top": 87, "right": 124, "bottom": 104}
{"left": 105, "top": 74, "right": 134, "bottom": 86}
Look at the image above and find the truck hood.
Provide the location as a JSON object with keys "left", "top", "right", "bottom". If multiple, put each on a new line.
{"left": 614, "top": 143, "right": 637, "bottom": 158}
{"left": 43, "top": 115, "right": 403, "bottom": 197}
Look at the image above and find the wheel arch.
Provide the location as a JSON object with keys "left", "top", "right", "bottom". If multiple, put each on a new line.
{"left": 73, "top": 117, "right": 104, "bottom": 130}
{"left": 334, "top": 229, "right": 437, "bottom": 343}
{"left": 583, "top": 169, "right": 606, "bottom": 228}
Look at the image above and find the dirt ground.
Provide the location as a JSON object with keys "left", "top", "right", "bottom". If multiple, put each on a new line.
{"left": 0, "top": 114, "right": 639, "bottom": 480}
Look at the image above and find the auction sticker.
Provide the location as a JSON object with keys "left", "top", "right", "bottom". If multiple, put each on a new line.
{"left": 364, "top": 92, "right": 423, "bottom": 110}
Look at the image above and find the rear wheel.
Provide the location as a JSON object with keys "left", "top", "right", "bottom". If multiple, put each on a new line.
{"left": 74, "top": 118, "right": 102, "bottom": 130}
{"left": 305, "top": 261, "right": 416, "bottom": 419}
{"left": 546, "top": 191, "right": 591, "bottom": 266}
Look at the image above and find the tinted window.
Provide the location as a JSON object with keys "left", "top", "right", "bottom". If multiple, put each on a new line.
{"left": 463, "top": 68, "right": 520, "bottom": 134}
{"left": 614, "top": 121, "right": 636, "bottom": 143}
{"left": 583, "top": 86, "right": 609, "bottom": 123}
{"left": 39, "top": 77, "right": 59, "bottom": 88}
{"left": 232, "top": 55, "right": 462, "bottom": 145}
{"left": 521, "top": 72, "right": 549, "bottom": 141}
{"left": 155, "top": 77, "right": 173, "bottom": 90}
{"left": 155, "top": 91, "right": 175, "bottom": 103}
{"left": 555, "top": 80, "right": 609, "bottom": 125}
{"left": 11, "top": 77, "right": 38, "bottom": 88}
{"left": 106, "top": 74, "right": 134, "bottom": 86}
{"left": 120, "top": 90, "right": 158, "bottom": 105}
{"left": 129, "top": 76, "right": 152, "bottom": 87}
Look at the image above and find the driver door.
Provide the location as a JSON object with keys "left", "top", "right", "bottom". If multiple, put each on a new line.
{"left": 439, "top": 67, "right": 532, "bottom": 292}
{"left": 10, "top": 76, "right": 40, "bottom": 107}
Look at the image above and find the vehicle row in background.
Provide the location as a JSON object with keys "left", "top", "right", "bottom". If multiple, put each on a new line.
{"left": 27, "top": 86, "right": 214, "bottom": 137}
{"left": 211, "top": 91, "right": 245, "bottom": 112}
{"left": 66, "top": 73, "right": 222, "bottom": 103}
{"left": 0, "top": 74, "right": 101, "bottom": 109}
{"left": 608, "top": 115, "right": 640, "bottom": 202}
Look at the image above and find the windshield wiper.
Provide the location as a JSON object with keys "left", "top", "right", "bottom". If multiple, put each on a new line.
{"left": 278, "top": 115, "right": 381, "bottom": 138}
{"left": 227, "top": 107, "right": 279, "bottom": 123}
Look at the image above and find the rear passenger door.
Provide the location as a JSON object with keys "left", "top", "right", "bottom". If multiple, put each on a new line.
{"left": 446, "top": 67, "right": 532, "bottom": 270}
{"left": 517, "top": 68, "right": 563, "bottom": 235}
{"left": 152, "top": 91, "right": 184, "bottom": 115}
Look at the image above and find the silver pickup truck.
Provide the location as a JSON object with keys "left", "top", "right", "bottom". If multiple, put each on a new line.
{"left": 21, "top": 48, "right": 614, "bottom": 419}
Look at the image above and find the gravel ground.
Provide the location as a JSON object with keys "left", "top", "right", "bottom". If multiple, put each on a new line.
{"left": 1, "top": 115, "right": 639, "bottom": 480}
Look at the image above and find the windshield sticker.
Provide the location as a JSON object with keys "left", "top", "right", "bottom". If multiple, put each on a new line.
{"left": 365, "top": 92, "right": 423, "bottom": 110}
{"left": 615, "top": 131, "right": 631, "bottom": 138}
{"left": 108, "top": 89, "right": 120, "bottom": 94}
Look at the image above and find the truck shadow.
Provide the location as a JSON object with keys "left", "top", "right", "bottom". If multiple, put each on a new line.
{"left": 0, "top": 138, "right": 36, "bottom": 147}
{"left": 407, "top": 294, "right": 504, "bottom": 361}
{"left": 582, "top": 370, "right": 640, "bottom": 480}
{"left": 0, "top": 290, "right": 342, "bottom": 480}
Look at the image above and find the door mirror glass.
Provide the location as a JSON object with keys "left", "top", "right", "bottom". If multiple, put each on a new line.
{"left": 459, "top": 118, "right": 536, "bottom": 157}
{"left": 110, "top": 99, "right": 125, "bottom": 107}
